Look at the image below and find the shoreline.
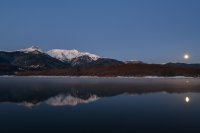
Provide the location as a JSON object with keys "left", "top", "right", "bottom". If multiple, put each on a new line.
{"left": 0, "top": 75, "right": 197, "bottom": 79}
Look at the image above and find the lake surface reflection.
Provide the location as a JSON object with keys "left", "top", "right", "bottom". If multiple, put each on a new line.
{"left": 0, "top": 77, "right": 200, "bottom": 133}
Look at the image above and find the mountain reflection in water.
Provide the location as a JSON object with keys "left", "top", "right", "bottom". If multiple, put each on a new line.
{"left": 0, "top": 77, "right": 199, "bottom": 108}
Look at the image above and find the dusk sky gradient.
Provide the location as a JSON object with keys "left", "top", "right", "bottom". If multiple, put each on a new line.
{"left": 0, "top": 0, "right": 199, "bottom": 63}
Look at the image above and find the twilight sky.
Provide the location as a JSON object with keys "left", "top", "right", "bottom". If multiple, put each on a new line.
{"left": 0, "top": 0, "right": 199, "bottom": 63}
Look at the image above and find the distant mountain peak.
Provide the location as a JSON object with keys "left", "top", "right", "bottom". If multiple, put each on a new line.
{"left": 126, "top": 60, "right": 144, "bottom": 64}
{"left": 19, "top": 46, "right": 43, "bottom": 53}
{"left": 47, "top": 49, "right": 100, "bottom": 61}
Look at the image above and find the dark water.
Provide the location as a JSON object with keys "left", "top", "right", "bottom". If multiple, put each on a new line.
{"left": 0, "top": 77, "right": 200, "bottom": 133}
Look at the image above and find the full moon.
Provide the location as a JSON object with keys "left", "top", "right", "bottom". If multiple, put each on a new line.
{"left": 184, "top": 54, "right": 189, "bottom": 59}
{"left": 185, "top": 97, "right": 190, "bottom": 103}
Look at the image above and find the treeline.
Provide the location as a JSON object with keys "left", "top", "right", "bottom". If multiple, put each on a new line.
{"left": 17, "top": 64, "right": 200, "bottom": 77}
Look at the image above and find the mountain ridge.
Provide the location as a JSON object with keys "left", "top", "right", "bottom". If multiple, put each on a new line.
{"left": 0, "top": 46, "right": 200, "bottom": 76}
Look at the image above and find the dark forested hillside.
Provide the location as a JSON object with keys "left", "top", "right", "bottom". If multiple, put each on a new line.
{"left": 17, "top": 63, "right": 200, "bottom": 77}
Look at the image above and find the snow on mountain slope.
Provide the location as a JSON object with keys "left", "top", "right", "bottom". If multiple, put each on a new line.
{"left": 19, "top": 46, "right": 43, "bottom": 53}
{"left": 16, "top": 46, "right": 100, "bottom": 62}
{"left": 47, "top": 49, "right": 100, "bottom": 61}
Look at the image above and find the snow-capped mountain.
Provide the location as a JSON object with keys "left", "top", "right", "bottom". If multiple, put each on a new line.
{"left": 47, "top": 49, "right": 100, "bottom": 62}
{"left": 46, "top": 49, "right": 124, "bottom": 67}
{"left": 19, "top": 46, "right": 43, "bottom": 53}
{"left": 0, "top": 46, "right": 69, "bottom": 71}
{"left": 0, "top": 46, "right": 124, "bottom": 73}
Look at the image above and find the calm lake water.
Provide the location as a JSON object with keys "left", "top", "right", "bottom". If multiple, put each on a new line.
{"left": 0, "top": 76, "right": 200, "bottom": 133}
